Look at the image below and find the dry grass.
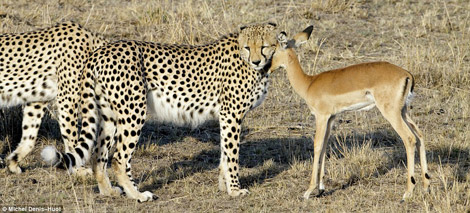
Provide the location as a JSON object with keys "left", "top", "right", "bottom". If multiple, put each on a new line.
{"left": 1, "top": 0, "right": 469, "bottom": 212}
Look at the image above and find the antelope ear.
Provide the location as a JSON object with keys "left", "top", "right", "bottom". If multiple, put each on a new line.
{"left": 292, "top": 25, "right": 313, "bottom": 48}
{"left": 303, "top": 25, "right": 314, "bottom": 39}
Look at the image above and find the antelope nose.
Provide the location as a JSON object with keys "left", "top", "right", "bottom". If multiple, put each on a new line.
{"left": 252, "top": 60, "right": 261, "bottom": 66}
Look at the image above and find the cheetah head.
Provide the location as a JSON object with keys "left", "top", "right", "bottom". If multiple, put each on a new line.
{"left": 238, "top": 23, "right": 278, "bottom": 71}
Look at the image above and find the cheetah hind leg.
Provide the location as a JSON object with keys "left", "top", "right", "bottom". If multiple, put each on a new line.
{"left": 111, "top": 126, "right": 157, "bottom": 202}
{"left": 93, "top": 144, "right": 122, "bottom": 197}
{"left": 92, "top": 98, "right": 123, "bottom": 197}
{"left": 112, "top": 156, "right": 156, "bottom": 202}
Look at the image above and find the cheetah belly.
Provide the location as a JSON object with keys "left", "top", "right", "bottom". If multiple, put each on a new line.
{"left": 147, "top": 89, "right": 220, "bottom": 128}
{"left": 0, "top": 71, "right": 58, "bottom": 107}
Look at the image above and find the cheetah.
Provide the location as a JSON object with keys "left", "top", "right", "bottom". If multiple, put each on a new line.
{"left": 41, "top": 23, "right": 281, "bottom": 202}
{"left": 1, "top": 22, "right": 107, "bottom": 174}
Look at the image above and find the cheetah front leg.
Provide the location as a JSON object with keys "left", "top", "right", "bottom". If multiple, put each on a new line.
{"left": 218, "top": 109, "right": 249, "bottom": 197}
{"left": 7, "top": 102, "right": 47, "bottom": 174}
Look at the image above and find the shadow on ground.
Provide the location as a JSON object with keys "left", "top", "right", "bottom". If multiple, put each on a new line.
{"left": 137, "top": 120, "right": 470, "bottom": 195}
{"left": 0, "top": 106, "right": 61, "bottom": 169}
{"left": 138, "top": 121, "right": 452, "bottom": 194}
{"left": 0, "top": 106, "right": 24, "bottom": 157}
{"left": 2, "top": 111, "right": 467, "bottom": 193}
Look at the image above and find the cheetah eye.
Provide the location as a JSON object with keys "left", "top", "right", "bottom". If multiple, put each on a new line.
{"left": 244, "top": 46, "right": 250, "bottom": 51}
{"left": 261, "top": 46, "right": 268, "bottom": 50}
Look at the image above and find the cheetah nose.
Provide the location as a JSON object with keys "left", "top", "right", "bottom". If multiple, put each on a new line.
{"left": 252, "top": 60, "right": 261, "bottom": 66}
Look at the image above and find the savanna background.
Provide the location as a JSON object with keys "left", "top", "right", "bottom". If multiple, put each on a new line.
{"left": 0, "top": 0, "right": 469, "bottom": 212}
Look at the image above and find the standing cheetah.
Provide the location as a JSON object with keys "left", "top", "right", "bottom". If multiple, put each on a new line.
{"left": 1, "top": 22, "right": 106, "bottom": 173}
{"left": 42, "top": 23, "right": 280, "bottom": 202}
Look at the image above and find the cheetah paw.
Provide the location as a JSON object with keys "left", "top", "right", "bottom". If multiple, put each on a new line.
{"left": 6, "top": 158, "right": 22, "bottom": 174}
{"left": 7, "top": 164, "right": 22, "bottom": 174}
{"left": 228, "top": 188, "right": 250, "bottom": 197}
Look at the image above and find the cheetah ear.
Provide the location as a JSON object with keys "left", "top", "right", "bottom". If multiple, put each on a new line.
{"left": 240, "top": 25, "right": 247, "bottom": 31}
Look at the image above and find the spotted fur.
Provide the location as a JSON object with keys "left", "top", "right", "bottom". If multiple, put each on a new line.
{"left": 43, "top": 23, "right": 279, "bottom": 202}
{"left": 1, "top": 22, "right": 107, "bottom": 174}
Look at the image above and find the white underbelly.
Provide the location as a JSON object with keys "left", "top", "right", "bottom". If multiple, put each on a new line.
{"left": 146, "top": 90, "right": 220, "bottom": 128}
{"left": 341, "top": 101, "right": 375, "bottom": 112}
{"left": 339, "top": 92, "right": 376, "bottom": 113}
{"left": 0, "top": 74, "right": 57, "bottom": 107}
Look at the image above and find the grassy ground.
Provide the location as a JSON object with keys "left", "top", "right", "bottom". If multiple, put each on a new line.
{"left": 0, "top": 0, "right": 469, "bottom": 212}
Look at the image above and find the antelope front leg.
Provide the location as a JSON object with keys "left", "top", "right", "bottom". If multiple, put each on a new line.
{"left": 304, "top": 114, "right": 331, "bottom": 199}
{"left": 318, "top": 116, "right": 334, "bottom": 196}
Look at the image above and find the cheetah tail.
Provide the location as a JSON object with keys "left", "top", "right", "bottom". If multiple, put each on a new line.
{"left": 41, "top": 145, "right": 82, "bottom": 172}
{"left": 41, "top": 64, "right": 99, "bottom": 172}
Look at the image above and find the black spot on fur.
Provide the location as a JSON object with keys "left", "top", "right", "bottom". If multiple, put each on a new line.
{"left": 11, "top": 154, "right": 18, "bottom": 162}
{"left": 80, "top": 142, "right": 89, "bottom": 150}
{"left": 75, "top": 148, "right": 84, "bottom": 158}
